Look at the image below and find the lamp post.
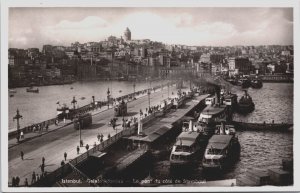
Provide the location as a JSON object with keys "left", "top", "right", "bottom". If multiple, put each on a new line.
{"left": 147, "top": 78, "right": 151, "bottom": 109}
{"left": 147, "top": 89, "right": 151, "bottom": 109}
{"left": 13, "top": 109, "right": 23, "bottom": 136}
{"left": 71, "top": 96, "right": 77, "bottom": 109}
{"left": 107, "top": 88, "right": 110, "bottom": 109}
{"left": 79, "top": 120, "right": 82, "bottom": 146}
{"left": 133, "top": 81, "right": 136, "bottom": 99}
{"left": 167, "top": 82, "right": 170, "bottom": 98}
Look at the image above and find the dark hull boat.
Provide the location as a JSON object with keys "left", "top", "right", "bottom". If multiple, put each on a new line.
{"left": 237, "top": 90, "right": 255, "bottom": 114}
{"left": 202, "top": 123, "right": 240, "bottom": 171}
{"left": 251, "top": 79, "right": 263, "bottom": 89}
{"left": 26, "top": 87, "right": 39, "bottom": 93}
{"left": 241, "top": 79, "right": 251, "bottom": 89}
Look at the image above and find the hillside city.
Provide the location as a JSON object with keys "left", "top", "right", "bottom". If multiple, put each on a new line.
{"left": 8, "top": 27, "right": 294, "bottom": 88}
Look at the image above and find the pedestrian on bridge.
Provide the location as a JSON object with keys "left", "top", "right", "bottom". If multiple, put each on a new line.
{"left": 20, "top": 151, "right": 24, "bottom": 160}
{"left": 86, "top": 144, "right": 89, "bottom": 151}
{"left": 97, "top": 133, "right": 100, "bottom": 141}
{"left": 11, "top": 177, "right": 16, "bottom": 187}
{"left": 15, "top": 176, "right": 20, "bottom": 187}
{"left": 16, "top": 135, "right": 20, "bottom": 143}
{"left": 77, "top": 146, "right": 80, "bottom": 154}
{"left": 40, "top": 163, "right": 45, "bottom": 173}
{"left": 64, "top": 152, "right": 67, "bottom": 161}
{"left": 42, "top": 157, "right": 45, "bottom": 165}
{"left": 100, "top": 133, "right": 104, "bottom": 142}
{"left": 24, "top": 178, "right": 29, "bottom": 187}
{"left": 31, "top": 171, "right": 36, "bottom": 184}
{"left": 20, "top": 131, "right": 24, "bottom": 139}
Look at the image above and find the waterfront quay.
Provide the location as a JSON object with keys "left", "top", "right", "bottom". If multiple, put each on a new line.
{"left": 8, "top": 84, "right": 183, "bottom": 187}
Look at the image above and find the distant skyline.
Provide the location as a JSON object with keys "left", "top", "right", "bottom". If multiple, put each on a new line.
{"left": 9, "top": 7, "right": 293, "bottom": 49}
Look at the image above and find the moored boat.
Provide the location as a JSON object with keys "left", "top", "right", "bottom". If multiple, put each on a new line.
{"left": 237, "top": 90, "right": 255, "bottom": 114}
{"left": 240, "top": 78, "right": 251, "bottom": 88}
{"left": 170, "top": 120, "right": 207, "bottom": 167}
{"left": 251, "top": 77, "right": 263, "bottom": 89}
{"left": 9, "top": 89, "right": 17, "bottom": 94}
{"left": 26, "top": 86, "right": 39, "bottom": 93}
{"left": 198, "top": 94, "right": 233, "bottom": 135}
{"left": 202, "top": 122, "right": 240, "bottom": 171}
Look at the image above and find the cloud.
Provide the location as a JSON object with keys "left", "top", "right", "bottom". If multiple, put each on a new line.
{"left": 8, "top": 8, "right": 293, "bottom": 48}
{"left": 54, "top": 16, "right": 108, "bottom": 29}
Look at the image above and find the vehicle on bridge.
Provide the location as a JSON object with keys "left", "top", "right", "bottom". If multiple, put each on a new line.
{"left": 73, "top": 113, "right": 92, "bottom": 130}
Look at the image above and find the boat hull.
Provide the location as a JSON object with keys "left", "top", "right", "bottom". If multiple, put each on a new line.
{"left": 251, "top": 81, "right": 263, "bottom": 89}
{"left": 237, "top": 103, "right": 255, "bottom": 114}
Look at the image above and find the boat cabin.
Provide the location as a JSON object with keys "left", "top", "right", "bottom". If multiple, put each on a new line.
{"left": 170, "top": 131, "right": 203, "bottom": 166}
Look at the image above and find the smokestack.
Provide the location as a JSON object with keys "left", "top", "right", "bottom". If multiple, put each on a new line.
{"left": 188, "top": 120, "right": 193, "bottom": 132}
{"left": 138, "top": 117, "right": 143, "bottom": 135}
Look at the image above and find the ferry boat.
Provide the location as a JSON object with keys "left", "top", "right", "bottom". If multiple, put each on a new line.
{"left": 26, "top": 86, "right": 39, "bottom": 93}
{"left": 198, "top": 96, "right": 228, "bottom": 135}
{"left": 221, "top": 90, "right": 238, "bottom": 110}
{"left": 202, "top": 123, "right": 240, "bottom": 171}
{"left": 170, "top": 120, "right": 207, "bottom": 167}
{"left": 251, "top": 77, "right": 263, "bottom": 89}
{"left": 237, "top": 90, "right": 255, "bottom": 114}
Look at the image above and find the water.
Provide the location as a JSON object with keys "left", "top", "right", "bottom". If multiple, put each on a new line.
{"left": 9, "top": 80, "right": 168, "bottom": 130}
{"left": 232, "top": 83, "right": 293, "bottom": 124}
{"left": 150, "top": 83, "right": 293, "bottom": 184}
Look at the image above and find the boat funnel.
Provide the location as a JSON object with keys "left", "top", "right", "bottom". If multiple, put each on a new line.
{"left": 138, "top": 117, "right": 143, "bottom": 135}
{"left": 188, "top": 120, "right": 193, "bottom": 132}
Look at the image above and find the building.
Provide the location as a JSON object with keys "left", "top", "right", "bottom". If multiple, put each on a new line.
{"left": 199, "top": 53, "right": 211, "bottom": 64}
{"left": 124, "top": 27, "right": 131, "bottom": 41}
{"left": 228, "top": 57, "right": 253, "bottom": 76}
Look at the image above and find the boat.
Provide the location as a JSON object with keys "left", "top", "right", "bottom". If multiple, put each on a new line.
{"left": 251, "top": 77, "right": 263, "bottom": 89}
{"left": 26, "top": 86, "right": 39, "bottom": 93}
{"left": 198, "top": 96, "right": 229, "bottom": 135}
{"left": 202, "top": 122, "right": 240, "bottom": 171}
{"left": 9, "top": 89, "right": 17, "bottom": 94}
{"left": 240, "top": 78, "right": 251, "bottom": 88}
{"left": 170, "top": 120, "right": 207, "bottom": 167}
{"left": 10, "top": 94, "right": 14, "bottom": 97}
{"left": 70, "top": 87, "right": 74, "bottom": 90}
{"left": 221, "top": 91, "right": 238, "bottom": 110}
{"left": 80, "top": 97, "right": 86, "bottom": 100}
{"left": 237, "top": 90, "right": 255, "bottom": 114}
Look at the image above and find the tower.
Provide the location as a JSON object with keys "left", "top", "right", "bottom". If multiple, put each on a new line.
{"left": 124, "top": 27, "right": 131, "bottom": 41}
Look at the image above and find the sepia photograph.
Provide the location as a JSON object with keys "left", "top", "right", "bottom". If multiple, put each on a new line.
{"left": 1, "top": 0, "right": 299, "bottom": 192}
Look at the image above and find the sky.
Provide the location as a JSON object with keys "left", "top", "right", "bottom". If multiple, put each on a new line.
{"left": 9, "top": 7, "right": 293, "bottom": 49}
